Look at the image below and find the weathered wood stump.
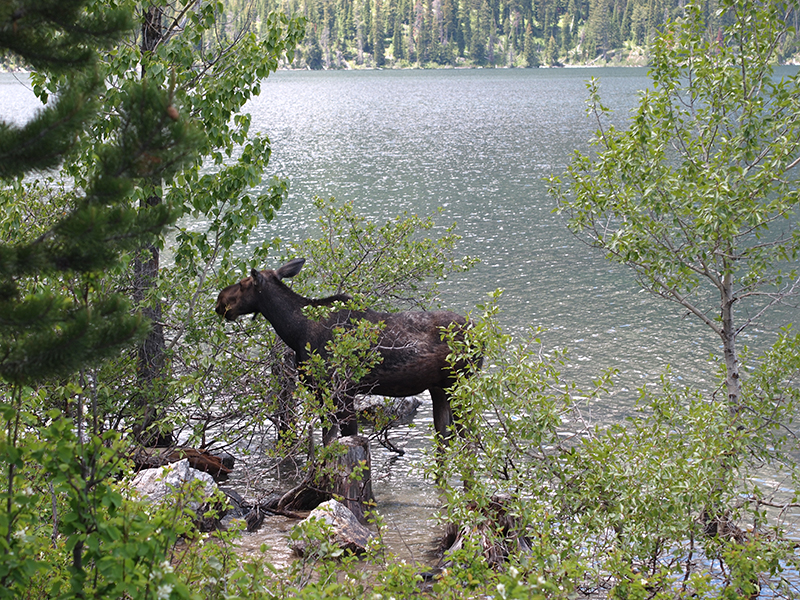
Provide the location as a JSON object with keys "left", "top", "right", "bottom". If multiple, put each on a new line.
{"left": 274, "top": 435, "right": 375, "bottom": 524}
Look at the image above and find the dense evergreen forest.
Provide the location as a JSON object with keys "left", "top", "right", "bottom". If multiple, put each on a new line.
{"left": 231, "top": 0, "right": 800, "bottom": 68}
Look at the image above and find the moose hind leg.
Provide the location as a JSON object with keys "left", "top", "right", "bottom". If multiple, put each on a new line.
{"left": 430, "top": 387, "right": 454, "bottom": 485}
{"left": 430, "top": 387, "right": 454, "bottom": 446}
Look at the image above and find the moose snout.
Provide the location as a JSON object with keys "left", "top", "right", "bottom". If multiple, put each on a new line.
{"left": 215, "top": 295, "right": 233, "bottom": 320}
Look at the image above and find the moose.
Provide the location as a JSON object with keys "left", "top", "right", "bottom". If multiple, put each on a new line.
{"left": 215, "top": 258, "right": 479, "bottom": 446}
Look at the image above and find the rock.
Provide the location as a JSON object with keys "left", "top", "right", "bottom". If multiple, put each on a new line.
{"left": 290, "top": 499, "right": 373, "bottom": 556}
{"left": 217, "top": 450, "right": 236, "bottom": 472}
{"left": 357, "top": 395, "right": 422, "bottom": 427}
{"left": 131, "top": 459, "right": 222, "bottom": 530}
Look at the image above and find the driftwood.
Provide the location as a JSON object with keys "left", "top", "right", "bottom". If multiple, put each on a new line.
{"left": 133, "top": 447, "right": 233, "bottom": 481}
{"left": 214, "top": 488, "right": 306, "bottom": 532}
{"left": 273, "top": 435, "right": 375, "bottom": 525}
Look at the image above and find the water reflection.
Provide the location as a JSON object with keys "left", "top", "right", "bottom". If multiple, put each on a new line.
{"left": 216, "top": 67, "right": 798, "bottom": 561}
{"left": 0, "top": 73, "right": 40, "bottom": 125}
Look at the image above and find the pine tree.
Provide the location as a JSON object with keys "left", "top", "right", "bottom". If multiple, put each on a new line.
{"left": 0, "top": 0, "right": 198, "bottom": 385}
{"left": 543, "top": 33, "right": 558, "bottom": 64}
{"left": 363, "top": 0, "right": 374, "bottom": 52}
{"left": 471, "top": 23, "right": 486, "bottom": 63}
{"left": 374, "top": 0, "right": 386, "bottom": 64}
{"left": 393, "top": 14, "right": 405, "bottom": 59}
{"left": 488, "top": 13, "right": 497, "bottom": 65}
{"left": 470, "top": 0, "right": 489, "bottom": 63}
{"left": 443, "top": 0, "right": 457, "bottom": 41}
{"left": 307, "top": 25, "right": 325, "bottom": 68}
{"left": 587, "top": 0, "right": 616, "bottom": 60}
{"left": 457, "top": 0, "right": 469, "bottom": 55}
{"left": 523, "top": 21, "right": 539, "bottom": 66}
{"left": 417, "top": 0, "right": 432, "bottom": 63}
{"left": 561, "top": 14, "right": 572, "bottom": 56}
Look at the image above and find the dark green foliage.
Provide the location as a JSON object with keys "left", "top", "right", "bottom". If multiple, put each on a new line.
{"left": 239, "top": 0, "right": 800, "bottom": 67}
{"left": 20, "top": 0, "right": 304, "bottom": 441}
{"left": 0, "top": 0, "right": 199, "bottom": 385}
{"left": 3, "top": 0, "right": 800, "bottom": 597}
{"left": 547, "top": 0, "right": 800, "bottom": 592}
{"left": 0, "top": 0, "right": 129, "bottom": 71}
{"left": 0, "top": 0, "right": 206, "bottom": 596}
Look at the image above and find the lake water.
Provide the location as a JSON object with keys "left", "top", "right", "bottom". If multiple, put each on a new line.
{"left": 2, "top": 67, "right": 798, "bottom": 564}
{"left": 0, "top": 68, "right": 730, "bottom": 402}
{"left": 243, "top": 67, "right": 716, "bottom": 406}
{"left": 216, "top": 67, "right": 800, "bottom": 562}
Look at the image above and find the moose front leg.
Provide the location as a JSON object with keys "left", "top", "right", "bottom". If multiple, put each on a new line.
{"left": 431, "top": 386, "right": 475, "bottom": 489}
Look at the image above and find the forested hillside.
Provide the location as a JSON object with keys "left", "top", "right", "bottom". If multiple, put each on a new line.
{"left": 233, "top": 0, "right": 800, "bottom": 68}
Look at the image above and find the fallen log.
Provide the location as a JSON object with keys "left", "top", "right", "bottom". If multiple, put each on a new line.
{"left": 133, "top": 447, "right": 234, "bottom": 481}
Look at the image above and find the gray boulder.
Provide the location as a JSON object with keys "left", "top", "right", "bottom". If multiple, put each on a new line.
{"left": 357, "top": 395, "right": 422, "bottom": 427}
{"left": 290, "top": 499, "right": 373, "bottom": 556}
{"left": 130, "top": 458, "right": 221, "bottom": 525}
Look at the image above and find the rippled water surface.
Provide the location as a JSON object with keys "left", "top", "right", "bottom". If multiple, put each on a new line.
{"left": 228, "top": 67, "right": 796, "bottom": 561}
{"left": 0, "top": 73, "right": 39, "bottom": 125}
{"left": 3, "top": 67, "right": 798, "bottom": 564}
{"left": 244, "top": 67, "right": 719, "bottom": 403}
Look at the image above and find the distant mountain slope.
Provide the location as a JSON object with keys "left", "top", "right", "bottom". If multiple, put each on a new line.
{"left": 227, "top": 0, "right": 800, "bottom": 69}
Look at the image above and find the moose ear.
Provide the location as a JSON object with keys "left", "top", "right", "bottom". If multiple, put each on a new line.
{"left": 250, "top": 268, "right": 261, "bottom": 287}
{"left": 276, "top": 258, "right": 305, "bottom": 279}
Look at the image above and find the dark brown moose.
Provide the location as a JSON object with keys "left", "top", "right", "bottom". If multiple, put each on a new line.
{"left": 215, "top": 258, "right": 478, "bottom": 446}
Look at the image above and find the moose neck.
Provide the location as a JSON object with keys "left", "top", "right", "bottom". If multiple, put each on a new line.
{"left": 257, "top": 279, "right": 315, "bottom": 357}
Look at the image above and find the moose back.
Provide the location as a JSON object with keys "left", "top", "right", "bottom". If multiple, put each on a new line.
{"left": 215, "top": 258, "right": 477, "bottom": 445}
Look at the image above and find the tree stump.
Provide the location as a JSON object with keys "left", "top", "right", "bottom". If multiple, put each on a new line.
{"left": 274, "top": 435, "right": 375, "bottom": 524}
{"left": 332, "top": 435, "right": 374, "bottom": 523}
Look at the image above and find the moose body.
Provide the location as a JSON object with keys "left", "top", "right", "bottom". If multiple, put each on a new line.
{"left": 215, "top": 258, "right": 476, "bottom": 445}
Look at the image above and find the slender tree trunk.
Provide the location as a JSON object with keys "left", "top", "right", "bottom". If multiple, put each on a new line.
{"left": 720, "top": 269, "right": 741, "bottom": 411}
{"left": 701, "top": 266, "right": 741, "bottom": 536}
{"left": 132, "top": 6, "right": 169, "bottom": 445}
